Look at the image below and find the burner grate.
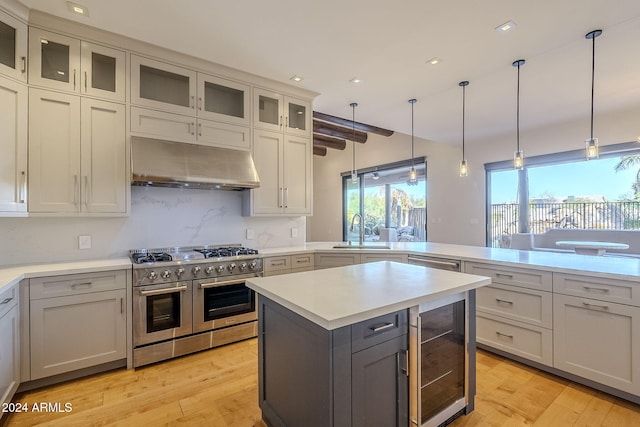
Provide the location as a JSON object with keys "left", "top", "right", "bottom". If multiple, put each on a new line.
{"left": 194, "top": 247, "right": 259, "bottom": 258}
{"left": 131, "top": 252, "right": 172, "bottom": 264}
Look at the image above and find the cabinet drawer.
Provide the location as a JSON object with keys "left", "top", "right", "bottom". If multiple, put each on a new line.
{"left": 464, "top": 262, "right": 552, "bottom": 292}
{"left": 0, "top": 284, "right": 18, "bottom": 318}
{"left": 477, "top": 284, "right": 552, "bottom": 328}
{"left": 361, "top": 253, "right": 408, "bottom": 264}
{"left": 263, "top": 256, "right": 291, "bottom": 273}
{"left": 291, "top": 253, "right": 314, "bottom": 270}
{"left": 30, "top": 270, "right": 127, "bottom": 300}
{"left": 477, "top": 313, "right": 552, "bottom": 366}
{"left": 553, "top": 273, "right": 640, "bottom": 307}
{"left": 314, "top": 252, "right": 361, "bottom": 269}
{"left": 351, "top": 310, "right": 407, "bottom": 353}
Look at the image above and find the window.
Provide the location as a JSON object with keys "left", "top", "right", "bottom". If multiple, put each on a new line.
{"left": 342, "top": 158, "right": 427, "bottom": 243}
{"left": 486, "top": 142, "right": 640, "bottom": 247}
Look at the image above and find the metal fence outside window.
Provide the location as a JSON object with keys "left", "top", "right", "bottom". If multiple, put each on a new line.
{"left": 490, "top": 201, "right": 640, "bottom": 247}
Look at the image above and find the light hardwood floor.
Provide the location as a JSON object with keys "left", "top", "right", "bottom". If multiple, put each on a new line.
{"left": 3, "top": 339, "right": 639, "bottom": 426}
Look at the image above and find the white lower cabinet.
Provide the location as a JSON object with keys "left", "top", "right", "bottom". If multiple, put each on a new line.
{"left": 553, "top": 293, "right": 640, "bottom": 395}
{"left": 314, "top": 252, "right": 361, "bottom": 269}
{"left": 0, "top": 283, "right": 19, "bottom": 415}
{"left": 29, "top": 271, "right": 127, "bottom": 380}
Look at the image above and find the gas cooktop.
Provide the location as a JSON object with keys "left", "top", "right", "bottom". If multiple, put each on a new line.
{"left": 129, "top": 245, "right": 259, "bottom": 265}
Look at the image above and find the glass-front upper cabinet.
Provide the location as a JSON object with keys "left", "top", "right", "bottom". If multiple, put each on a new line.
{"left": 0, "top": 9, "right": 27, "bottom": 82}
{"left": 29, "top": 29, "right": 125, "bottom": 101}
{"left": 253, "top": 88, "right": 311, "bottom": 137}
{"left": 285, "top": 96, "right": 311, "bottom": 137}
{"left": 253, "top": 88, "right": 283, "bottom": 133}
{"left": 197, "top": 73, "right": 250, "bottom": 126}
{"left": 131, "top": 55, "right": 196, "bottom": 115}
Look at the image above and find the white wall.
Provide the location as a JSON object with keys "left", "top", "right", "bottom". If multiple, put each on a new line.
{"left": 308, "top": 105, "right": 640, "bottom": 247}
{"left": 0, "top": 187, "right": 305, "bottom": 267}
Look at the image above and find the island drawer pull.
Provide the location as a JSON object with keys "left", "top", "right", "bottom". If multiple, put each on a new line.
{"left": 371, "top": 322, "right": 395, "bottom": 332}
{"left": 71, "top": 282, "right": 93, "bottom": 290}
{"left": 495, "top": 331, "right": 514, "bottom": 339}
{"left": 1, "top": 297, "right": 13, "bottom": 305}
{"left": 495, "top": 273, "right": 514, "bottom": 279}
{"left": 495, "top": 298, "right": 514, "bottom": 305}
{"left": 583, "top": 286, "right": 610, "bottom": 293}
{"left": 582, "top": 302, "right": 609, "bottom": 311}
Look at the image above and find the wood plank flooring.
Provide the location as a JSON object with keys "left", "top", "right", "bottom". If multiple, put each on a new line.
{"left": 3, "top": 339, "right": 639, "bottom": 426}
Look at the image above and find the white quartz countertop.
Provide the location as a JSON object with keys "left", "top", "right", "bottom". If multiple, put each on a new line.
{"left": 246, "top": 261, "right": 491, "bottom": 330}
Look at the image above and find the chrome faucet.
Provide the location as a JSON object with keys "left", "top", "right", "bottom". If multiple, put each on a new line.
{"left": 350, "top": 213, "right": 364, "bottom": 246}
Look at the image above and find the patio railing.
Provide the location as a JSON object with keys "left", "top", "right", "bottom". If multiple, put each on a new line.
{"left": 490, "top": 201, "right": 640, "bottom": 247}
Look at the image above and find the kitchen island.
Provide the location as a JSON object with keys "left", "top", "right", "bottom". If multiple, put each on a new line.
{"left": 246, "top": 261, "right": 491, "bottom": 427}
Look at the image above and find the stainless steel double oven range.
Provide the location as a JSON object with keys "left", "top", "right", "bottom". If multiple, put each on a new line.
{"left": 130, "top": 245, "right": 263, "bottom": 367}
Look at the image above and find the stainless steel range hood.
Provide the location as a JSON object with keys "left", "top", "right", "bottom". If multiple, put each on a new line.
{"left": 131, "top": 137, "right": 260, "bottom": 190}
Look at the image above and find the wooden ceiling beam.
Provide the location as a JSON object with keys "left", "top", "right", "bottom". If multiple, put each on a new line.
{"left": 313, "top": 111, "right": 394, "bottom": 137}
{"left": 313, "top": 146, "right": 327, "bottom": 156}
{"left": 313, "top": 121, "right": 368, "bottom": 143}
{"left": 313, "top": 134, "right": 347, "bottom": 150}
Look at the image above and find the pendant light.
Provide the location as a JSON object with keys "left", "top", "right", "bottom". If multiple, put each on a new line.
{"left": 585, "top": 29, "right": 602, "bottom": 160}
{"left": 459, "top": 81, "right": 469, "bottom": 177}
{"left": 350, "top": 102, "right": 358, "bottom": 183}
{"left": 513, "top": 59, "right": 525, "bottom": 170}
{"left": 407, "top": 98, "right": 418, "bottom": 185}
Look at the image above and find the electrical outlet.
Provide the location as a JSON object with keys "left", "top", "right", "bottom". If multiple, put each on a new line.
{"left": 291, "top": 228, "right": 298, "bottom": 238}
{"left": 246, "top": 228, "right": 255, "bottom": 240}
{"left": 79, "top": 235, "right": 92, "bottom": 249}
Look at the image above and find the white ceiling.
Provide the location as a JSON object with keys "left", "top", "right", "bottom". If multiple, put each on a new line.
{"left": 17, "top": 0, "right": 640, "bottom": 145}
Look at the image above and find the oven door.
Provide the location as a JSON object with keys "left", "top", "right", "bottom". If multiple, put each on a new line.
{"left": 193, "top": 275, "right": 258, "bottom": 333}
{"left": 134, "top": 281, "right": 193, "bottom": 346}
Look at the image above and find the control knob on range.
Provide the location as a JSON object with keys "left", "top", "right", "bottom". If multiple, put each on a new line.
{"left": 147, "top": 271, "right": 158, "bottom": 280}
{"left": 175, "top": 267, "right": 185, "bottom": 278}
{"left": 228, "top": 263, "right": 236, "bottom": 272}
{"left": 205, "top": 266, "right": 214, "bottom": 275}
{"left": 239, "top": 262, "right": 247, "bottom": 271}
{"left": 248, "top": 261, "right": 257, "bottom": 271}
{"left": 161, "top": 270, "right": 171, "bottom": 279}
{"left": 215, "top": 265, "right": 225, "bottom": 274}
{"left": 192, "top": 266, "right": 201, "bottom": 275}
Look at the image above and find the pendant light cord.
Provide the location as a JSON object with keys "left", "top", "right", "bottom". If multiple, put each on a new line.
{"left": 590, "top": 33, "right": 596, "bottom": 141}
{"left": 462, "top": 84, "right": 466, "bottom": 159}
{"left": 411, "top": 100, "right": 415, "bottom": 168}
{"left": 516, "top": 61, "right": 521, "bottom": 152}
{"left": 351, "top": 103, "right": 357, "bottom": 176}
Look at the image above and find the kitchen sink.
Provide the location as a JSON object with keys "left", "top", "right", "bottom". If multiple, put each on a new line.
{"left": 332, "top": 244, "right": 391, "bottom": 249}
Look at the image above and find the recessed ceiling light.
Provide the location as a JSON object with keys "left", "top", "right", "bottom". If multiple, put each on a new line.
{"left": 67, "top": 2, "right": 89, "bottom": 17}
{"left": 290, "top": 75, "right": 303, "bottom": 83}
{"left": 495, "top": 20, "right": 516, "bottom": 34}
{"left": 426, "top": 57, "right": 442, "bottom": 65}
{"left": 350, "top": 77, "right": 362, "bottom": 84}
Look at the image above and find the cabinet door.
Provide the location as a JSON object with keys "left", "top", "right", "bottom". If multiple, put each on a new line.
{"left": 352, "top": 335, "right": 409, "bottom": 427}
{"left": 29, "top": 28, "right": 80, "bottom": 93}
{"left": 553, "top": 294, "right": 640, "bottom": 395}
{"left": 28, "top": 88, "right": 81, "bottom": 213}
{"left": 197, "top": 73, "right": 250, "bottom": 125}
{"left": 30, "top": 289, "right": 126, "bottom": 380}
{"left": 283, "top": 135, "right": 312, "bottom": 214}
{"left": 284, "top": 96, "right": 311, "bottom": 137}
{"left": 251, "top": 129, "right": 283, "bottom": 214}
{"left": 0, "top": 304, "right": 19, "bottom": 409}
{"left": 80, "top": 41, "right": 126, "bottom": 102}
{"left": 0, "top": 76, "right": 27, "bottom": 214}
{"left": 131, "top": 55, "right": 196, "bottom": 115}
{"left": 197, "top": 119, "right": 251, "bottom": 151}
{"left": 131, "top": 106, "right": 196, "bottom": 143}
{"left": 81, "top": 99, "right": 126, "bottom": 213}
{"left": 0, "top": 9, "right": 27, "bottom": 82}
{"left": 253, "top": 88, "right": 283, "bottom": 132}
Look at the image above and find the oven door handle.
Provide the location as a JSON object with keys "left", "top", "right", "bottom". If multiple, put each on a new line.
{"left": 139, "top": 285, "right": 188, "bottom": 296}
{"left": 199, "top": 277, "right": 257, "bottom": 289}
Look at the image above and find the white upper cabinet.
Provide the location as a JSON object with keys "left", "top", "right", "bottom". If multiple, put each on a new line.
{"left": 131, "top": 55, "right": 197, "bottom": 115}
{"left": 0, "top": 9, "right": 27, "bottom": 82}
{"left": 0, "top": 76, "right": 27, "bottom": 215}
{"left": 197, "top": 73, "right": 250, "bottom": 126}
{"left": 29, "top": 28, "right": 125, "bottom": 101}
{"left": 253, "top": 88, "right": 311, "bottom": 137}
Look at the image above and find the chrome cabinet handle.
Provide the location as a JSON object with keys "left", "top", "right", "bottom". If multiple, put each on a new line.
{"left": 73, "top": 69, "right": 77, "bottom": 90}
{"left": 279, "top": 115, "right": 283, "bottom": 127}
{"left": 495, "top": 273, "right": 514, "bottom": 279}
{"left": 140, "top": 285, "right": 188, "bottom": 296}
{"left": 19, "top": 171, "right": 26, "bottom": 203}
{"left": 74, "top": 175, "right": 79, "bottom": 206}
{"left": 1, "top": 297, "right": 13, "bottom": 305}
{"left": 84, "top": 71, "right": 88, "bottom": 92}
{"left": 84, "top": 175, "right": 89, "bottom": 206}
{"left": 21, "top": 56, "right": 26, "bottom": 73}
{"left": 120, "top": 298, "right": 124, "bottom": 314}
{"left": 198, "top": 97, "right": 202, "bottom": 110}
{"left": 407, "top": 257, "right": 459, "bottom": 269}
{"left": 495, "top": 298, "right": 514, "bottom": 305}
{"left": 371, "top": 322, "right": 395, "bottom": 332}
{"left": 583, "top": 286, "right": 610, "bottom": 293}
{"left": 279, "top": 187, "right": 283, "bottom": 208}
{"left": 582, "top": 302, "right": 609, "bottom": 311}
{"left": 284, "top": 187, "right": 288, "bottom": 208}
{"left": 71, "top": 282, "right": 93, "bottom": 290}
{"left": 496, "top": 331, "right": 514, "bottom": 339}
{"left": 191, "top": 95, "right": 195, "bottom": 109}
{"left": 198, "top": 122, "right": 202, "bottom": 137}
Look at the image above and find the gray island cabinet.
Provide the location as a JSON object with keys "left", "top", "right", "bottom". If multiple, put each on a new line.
{"left": 246, "top": 261, "right": 490, "bottom": 427}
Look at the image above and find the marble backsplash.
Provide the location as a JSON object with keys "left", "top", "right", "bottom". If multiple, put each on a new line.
{"left": 0, "top": 186, "right": 306, "bottom": 267}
